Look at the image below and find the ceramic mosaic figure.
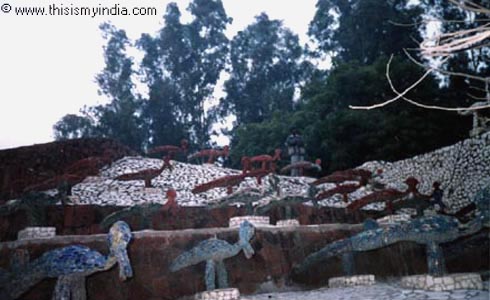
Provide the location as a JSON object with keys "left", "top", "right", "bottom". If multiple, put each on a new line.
{"left": 295, "top": 184, "right": 490, "bottom": 277}
{"left": 1, "top": 221, "right": 133, "bottom": 300}
{"left": 170, "top": 221, "right": 255, "bottom": 291}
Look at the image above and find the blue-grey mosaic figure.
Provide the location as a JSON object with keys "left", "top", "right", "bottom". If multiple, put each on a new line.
{"left": 1, "top": 221, "right": 133, "bottom": 300}
{"left": 294, "top": 184, "right": 490, "bottom": 277}
{"left": 170, "top": 221, "right": 255, "bottom": 291}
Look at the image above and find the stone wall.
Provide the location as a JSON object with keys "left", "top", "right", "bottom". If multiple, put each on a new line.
{"left": 0, "top": 226, "right": 487, "bottom": 300}
{"left": 0, "top": 204, "right": 382, "bottom": 242}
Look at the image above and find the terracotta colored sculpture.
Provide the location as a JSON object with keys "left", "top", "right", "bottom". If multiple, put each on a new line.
{"left": 347, "top": 177, "right": 428, "bottom": 212}
{"left": 280, "top": 159, "right": 322, "bottom": 176}
{"left": 242, "top": 149, "right": 282, "bottom": 173}
{"left": 115, "top": 156, "right": 172, "bottom": 188}
{"left": 192, "top": 169, "right": 270, "bottom": 195}
{"left": 162, "top": 189, "right": 179, "bottom": 212}
{"left": 170, "top": 221, "right": 255, "bottom": 291}
{"left": 188, "top": 146, "right": 230, "bottom": 164}
{"left": 1, "top": 221, "right": 133, "bottom": 300}
{"left": 23, "top": 174, "right": 85, "bottom": 194}
{"left": 22, "top": 151, "right": 116, "bottom": 194}
{"left": 312, "top": 168, "right": 373, "bottom": 186}
{"left": 316, "top": 183, "right": 362, "bottom": 203}
{"left": 63, "top": 150, "right": 115, "bottom": 176}
{"left": 146, "top": 139, "right": 189, "bottom": 157}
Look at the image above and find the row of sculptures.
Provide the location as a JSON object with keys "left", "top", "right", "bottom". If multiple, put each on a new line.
{"left": 0, "top": 184, "right": 488, "bottom": 299}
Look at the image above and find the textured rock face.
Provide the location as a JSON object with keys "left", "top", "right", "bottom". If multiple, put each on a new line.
{"left": 0, "top": 138, "right": 136, "bottom": 202}
{"left": 0, "top": 226, "right": 488, "bottom": 300}
{"left": 358, "top": 132, "right": 490, "bottom": 213}
{"left": 69, "top": 157, "right": 314, "bottom": 207}
{"left": 62, "top": 133, "right": 489, "bottom": 213}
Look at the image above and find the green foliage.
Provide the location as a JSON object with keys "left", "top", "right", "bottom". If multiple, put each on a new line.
{"left": 139, "top": 0, "right": 231, "bottom": 147}
{"left": 309, "top": 0, "right": 423, "bottom": 64}
{"left": 221, "top": 13, "right": 311, "bottom": 125}
{"left": 54, "top": 0, "right": 231, "bottom": 150}
{"left": 53, "top": 114, "right": 95, "bottom": 140}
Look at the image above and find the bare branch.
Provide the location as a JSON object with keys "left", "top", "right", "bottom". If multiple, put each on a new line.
{"left": 448, "top": 0, "right": 490, "bottom": 15}
{"left": 349, "top": 55, "right": 434, "bottom": 110}
{"left": 403, "top": 49, "right": 488, "bottom": 82}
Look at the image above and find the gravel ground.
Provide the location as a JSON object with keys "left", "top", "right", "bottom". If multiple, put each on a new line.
{"left": 243, "top": 282, "right": 490, "bottom": 300}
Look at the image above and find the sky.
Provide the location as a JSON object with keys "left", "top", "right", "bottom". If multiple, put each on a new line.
{"left": 0, "top": 0, "right": 318, "bottom": 150}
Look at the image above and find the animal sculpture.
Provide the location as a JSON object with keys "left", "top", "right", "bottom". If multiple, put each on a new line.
{"left": 170, "top": 221, "right": 255, "bottom": 290}
{"left": 1, "top": 221, "right": 133, "bottom": 300}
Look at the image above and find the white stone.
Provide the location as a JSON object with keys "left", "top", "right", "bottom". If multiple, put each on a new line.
{"left": 18, "top": 227, "right": 56, "bottom": 240}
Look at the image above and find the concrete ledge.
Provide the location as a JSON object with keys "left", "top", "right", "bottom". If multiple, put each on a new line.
{"left": 229, "top": 216, "right": 270, "bottom": 228}
{"left": 17, "top": 227, "right": 56, "bottom": 240}
{"left": 400, "top": 273, "right": 483, "bottom": 291}
{"left": 194, "top": 288, "right": 240, "bottom": 300}
{"left": 328, "top": 274, "right": 376, "bottom": 288}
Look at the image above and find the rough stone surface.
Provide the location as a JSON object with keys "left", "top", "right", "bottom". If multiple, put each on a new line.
{"left": 242, "top": 282, "right": 490, "bottom": 300}
{"left": 356, "top": 132, "right": 490, "bottom": 214}
{"left": 0, "top": 138, "right": 136, "bottom": 201}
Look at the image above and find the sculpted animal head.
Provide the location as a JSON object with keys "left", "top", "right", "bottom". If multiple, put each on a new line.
{"left": 238, "top": 221, "right": 255, "bottom": 259}
{"left": 108, "top": 221, "right": 133, "bottom": 280}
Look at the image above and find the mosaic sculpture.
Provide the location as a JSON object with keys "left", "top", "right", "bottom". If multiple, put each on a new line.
{"left": 209, "top": 175, "right": 280, "bottom": 214}
{"left": 346, "top": 177, "right": 429, "bottom": 212}
{"left": 146, "top": 139, "right": 189, "bottom": 157}
{"left": 0, "top": 191, "right": 62, "bottom": 226}
{"left": 170, "top": 221, "right": 255, "bottom": 291}
{"left": 255, "top": 195, "right": 316, "bottom": 220}
{"left": 1, "top": 221, "right": 133, "bottom": 300}
{"left": 294, "top": 185, "right": 490, "bottom": 277}
{"left": 192, "top": 169, "right": 271, "bottom": 195}
{"left": 312, "top": 168, "right": 374, "bottom": 186}
{"left": 312, "top": 168, "right": 385, "bottom": 203}
{"left": 100, "top": 189, "right": 178, "bottom": 229}
{"left": 188, "top": 145, "right": 230, "bottom": 164}
{"left": 280, "top": 159, "right": 322, "bottom": 176}
{"left": 23, "top": 174, "right": 85, "bottom": 194}
{"left": 115, "top": 156, "right": 172, "bottom": 187}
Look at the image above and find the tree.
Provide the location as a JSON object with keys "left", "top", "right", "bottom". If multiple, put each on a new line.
{"left": 93, "top": 22, "right": 145, "bottom": 150}
{"left": 53, "top": 114, "right": 95, "bottom": 140}
{"left": 53, "top": 23, "right": 145, "bottom": 151}
{"left": 221, "top": 13, "right": 311, "bottom": 126}
{"left": 138, "top": 0, "right": 231, "bottom": 147}
{"left": 308, "top": 0, "right": 423, "bottom": 64}
{"left": 348, "top": 0, "right": 490, "bottom": 134}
